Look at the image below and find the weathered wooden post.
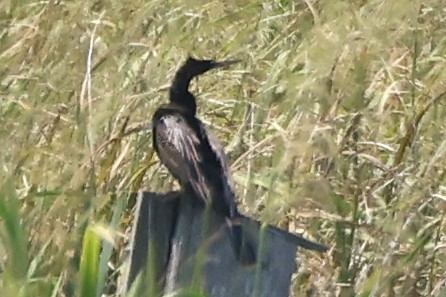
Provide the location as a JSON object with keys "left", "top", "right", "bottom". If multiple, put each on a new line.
{"left": 120, "top": 191, "right": 327, "bottom": 297}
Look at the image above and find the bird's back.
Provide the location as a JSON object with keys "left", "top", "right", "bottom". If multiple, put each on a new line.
{"left": 152, "top": 104, "right": 238, "bottom": 218}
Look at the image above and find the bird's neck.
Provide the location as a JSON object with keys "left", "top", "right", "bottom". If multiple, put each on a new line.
{"left": 169, "top": 70, "right": 197, "bottom": 115}
{"left": 170, "top": 67, "right": 193, "bottom": 92}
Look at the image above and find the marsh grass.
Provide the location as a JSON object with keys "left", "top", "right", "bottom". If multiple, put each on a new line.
{"left": 1, "top": 0, "right": 446, "bottom": 296}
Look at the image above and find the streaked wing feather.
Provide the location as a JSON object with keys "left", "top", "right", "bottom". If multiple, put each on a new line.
{"left": 156, "top": 115, "right": 211, "bottom": 201}
{"left": 201, "top": 124, "right": 238, "bottom": 217}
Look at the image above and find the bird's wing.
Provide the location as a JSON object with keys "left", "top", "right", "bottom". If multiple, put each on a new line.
{"left": 200, "top": 124, "right": 238, "bottom": 218}
{"left": 155, "top": 114, "right": 211, "bottom": 202}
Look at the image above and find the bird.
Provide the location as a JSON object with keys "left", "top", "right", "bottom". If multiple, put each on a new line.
{"left": 152, "top": 56, "right": 256, "bottom": 265}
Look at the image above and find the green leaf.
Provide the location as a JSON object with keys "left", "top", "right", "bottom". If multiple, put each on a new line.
{"left": 80, "top": 226, "right": 101, "bottom": 297}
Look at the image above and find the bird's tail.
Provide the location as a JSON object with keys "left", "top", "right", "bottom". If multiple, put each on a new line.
{"left": 227, "top": 218, "right": 257, "bottom": 267}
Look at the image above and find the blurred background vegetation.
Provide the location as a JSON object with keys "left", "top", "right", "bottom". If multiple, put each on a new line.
{"left": 1, "top": 0, "right": 446, "bottom": 296}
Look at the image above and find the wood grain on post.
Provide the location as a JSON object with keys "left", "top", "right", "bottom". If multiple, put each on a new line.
{"left": 121, "top": 191, "right": 326, "bottom": 297}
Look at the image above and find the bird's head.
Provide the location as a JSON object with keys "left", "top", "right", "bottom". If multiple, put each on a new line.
{"left": 169, "top": 56, "right": 240, "bottom": 114}
{"left": 180, "top": 56, "right": 240, "bottom": 79}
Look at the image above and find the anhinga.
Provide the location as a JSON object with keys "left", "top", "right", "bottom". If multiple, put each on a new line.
{"left": 152, "top": 56, "right": 256, "bottom": 265}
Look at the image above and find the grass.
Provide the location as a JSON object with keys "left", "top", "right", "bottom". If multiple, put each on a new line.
{"left": 1, "top": 0, "right": 446, "bottom": 296}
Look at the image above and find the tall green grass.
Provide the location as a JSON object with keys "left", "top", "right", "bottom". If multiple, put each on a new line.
{"left": 1, "top": 0, "right": 446, "bottom": 296}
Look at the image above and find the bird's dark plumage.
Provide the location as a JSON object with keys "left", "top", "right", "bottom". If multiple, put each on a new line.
{"left": 152, "top": 56, "right": 255, "bottom": 265}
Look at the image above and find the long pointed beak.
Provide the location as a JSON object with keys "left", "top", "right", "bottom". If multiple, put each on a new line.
{"left": 210, "top": 59, "right": 242, "bottom": 69}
